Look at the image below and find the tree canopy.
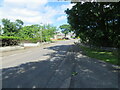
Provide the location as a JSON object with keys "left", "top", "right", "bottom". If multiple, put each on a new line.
{"left": 2, "top": 18, "right": 24, "bottom": 36}
{"left": 1, "top": 19, "right": 57, "bottom": 42}
{"left": 65, "top": 2, "right": 120, "bottom": 48}
{"left": 59, "top": 24, "right": 71, "bottom": 37}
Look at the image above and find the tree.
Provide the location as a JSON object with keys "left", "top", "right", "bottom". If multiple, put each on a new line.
{"left": 19, "top": 24, "right": 57, "bottom": 42}
{"left": 15, "top": 19, "right": 24, "bottom": 30}
{"left": 19, "top": 24, "right": 40, "bottom": 39}
{"left": 65, "top": 2, "right": 120, "bottom": 47}
{"left": 59, "top": 24, "right": 71, "bottom": 38}
{"left": 0, "top": 25, "right": 2, "bottom": 35}
{"left": 42, "top": 24, "right": 57, "bottom": 41}
{"left": 1, "top": 18, "right": 24, "bottom": 36}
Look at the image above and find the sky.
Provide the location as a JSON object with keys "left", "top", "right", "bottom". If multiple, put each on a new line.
{"left": 0, "top": 0, "right": 75, "bottom": 27}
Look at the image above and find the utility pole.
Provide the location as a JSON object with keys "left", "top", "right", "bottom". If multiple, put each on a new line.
{"left": 40, "top": 23, "right": 43, "bottom": 43}
{"left": 41, "top": 26, "right": 42, "bottom": 43}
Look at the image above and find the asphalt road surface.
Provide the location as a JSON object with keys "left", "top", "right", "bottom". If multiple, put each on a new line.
{"left": 1, "top": 40, "right": 119, "bottom": 88}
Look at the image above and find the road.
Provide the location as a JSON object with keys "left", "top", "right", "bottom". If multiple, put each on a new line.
{"left": 1, "top": 40, "right": 119, "bottom": 88}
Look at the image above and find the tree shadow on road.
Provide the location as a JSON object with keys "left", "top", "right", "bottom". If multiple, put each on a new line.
{"left": 2, "top": 44, "right": 74, "bottom": 88}
{"left": 2, "top": 44, "right": 119, "bottom": 88}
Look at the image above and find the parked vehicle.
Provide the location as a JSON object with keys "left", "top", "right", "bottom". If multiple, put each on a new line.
{"left": 62, "top": 37, "right": 70, "bottom": 40}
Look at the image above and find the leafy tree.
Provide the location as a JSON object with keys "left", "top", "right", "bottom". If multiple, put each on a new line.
{"left": 19, "top": 24, "right": 40, "bottom": 39}
{"left": 42, "top": 24, "right": 57, "bottom": 41}
{"left": 15, "top": 19, "right": 24, "bottom": 30}
{"left": 19, "top": 24, "right": 57, "bottom": 42}
{"left": 1, "top": 18, "right": 24, "bottom": 36}
{"left": 1, "top": 18, "right": 57, "bottom": 43}
{"left": 0, "top": 25, "right": 2, "bottom": 35}
{"left": 65, "top": 2, "right": 120, "bottom": 48}
{"left": 59, "top": 24, "right": 71, "bottom": 37}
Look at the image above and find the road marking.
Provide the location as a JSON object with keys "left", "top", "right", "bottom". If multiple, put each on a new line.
{"left": 3, "top": 51, "right": 32, "bottom": 58}
{"left": 10, "top": 54, "right": 17, "bottom": 56}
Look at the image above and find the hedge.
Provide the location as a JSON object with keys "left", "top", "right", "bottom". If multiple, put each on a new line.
{"left": 0, "top": 36, "right": 22, "bottom": 47}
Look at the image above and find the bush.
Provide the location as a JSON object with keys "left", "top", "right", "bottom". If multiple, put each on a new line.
{"left": 0, "top": 36, "right": 22, "bottom": 47}
{"left": 21, "top": 37, "right": 42, "bottom": 43}
{"left": 29, "top": 38, "right": 42, "bottom": 43}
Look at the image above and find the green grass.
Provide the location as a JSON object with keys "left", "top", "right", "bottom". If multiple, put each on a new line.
{"left": 80, "top": 46, "right": 119, "bottom": 65}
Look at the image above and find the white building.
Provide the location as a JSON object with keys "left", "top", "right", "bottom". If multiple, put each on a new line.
{"left": 52, "top": 31, "right": 75, "bottom": 40}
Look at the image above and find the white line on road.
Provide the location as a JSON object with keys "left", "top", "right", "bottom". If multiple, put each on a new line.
{"left": 2, "top": 51, "right": 32, "bottom": 58}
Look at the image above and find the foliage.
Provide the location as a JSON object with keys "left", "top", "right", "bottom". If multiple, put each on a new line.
{"left": 19, "top": 24, "right": 57, "bottom": 43}
{"left": 0, "top": 25, "right": 2, "bottom": 35}
{"left": 0, "top": 36, "right": 21, "bottom": 47}
{"left": 1, "top": 18, "right": 57, "bottom": 44}
{"left": 72, "top": 72, "right": 78, "bottom": 76}
{"left": 19, "top": 24, "right": 41, "bottom": 39}
{"left": 0, "top": 36, "right": 22, "bottom": 40}
{"left": 59, "top": 24, "right": 71, "bottom": 37}
{"left": 80, "top": 45, "right": 119, "bottom": 65}
{"left": 1, "top": 18, "right": 24, "bottom": 36}
{"left": 42, "top": 24, "right": 57, "bottom": 42}
{"left": 65, "top": 2, "right": 120, "bottom": 48}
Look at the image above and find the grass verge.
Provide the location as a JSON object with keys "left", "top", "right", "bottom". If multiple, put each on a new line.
{"left": 80, "top": 46, "right": 119, "bottom": 65}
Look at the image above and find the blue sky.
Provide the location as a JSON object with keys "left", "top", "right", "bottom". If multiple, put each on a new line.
{"left": 0, "top": 0, "right": 75, "bottom": 27}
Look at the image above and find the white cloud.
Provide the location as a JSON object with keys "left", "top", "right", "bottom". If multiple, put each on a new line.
{"left": 3, "top": 0, "right": 48, "bottom": 9}
{"left": 0, "top": 0, "right": 55, "bottom": 25}
{"left": 0, "top": 0, "right": 75, "bottom": 26}
{"left": 57, "top": 16, "right": 66, "bottom": 21}
{"left": 61, "top": 3, "right": 75, "bottom": 10}
{"left": 56, "top": 3, "right": 75, "bottom": 15}
{"left": 11, "top": 8, "right": 40, "bottom": 16}
{"left": 4, "top": 0, "right": 47, "bottom": 4}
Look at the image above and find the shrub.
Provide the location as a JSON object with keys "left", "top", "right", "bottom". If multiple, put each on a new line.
{"left": 0, "top": 36, "right": 22, "bottom": 47}
{"left": 21, "top": 37, "right": 42, "bottom": 43}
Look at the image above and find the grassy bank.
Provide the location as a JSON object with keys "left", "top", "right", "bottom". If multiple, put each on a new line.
{"left": 80, "top": 46, "right": 119, "bottom": 65}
